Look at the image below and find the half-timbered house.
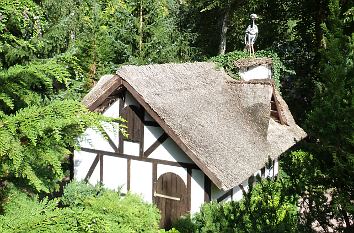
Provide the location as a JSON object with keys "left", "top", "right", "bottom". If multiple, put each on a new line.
{"left": 74, "top": 62, "right": 306, "bottom": 228}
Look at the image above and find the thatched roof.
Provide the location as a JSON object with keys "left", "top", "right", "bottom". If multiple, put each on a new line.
{"left": 83, "top": 62, "right": 306, "bottom": 190}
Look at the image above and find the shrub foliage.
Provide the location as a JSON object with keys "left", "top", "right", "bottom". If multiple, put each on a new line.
{"left": 0, "top": 181, "right": 160, "bottom": 233}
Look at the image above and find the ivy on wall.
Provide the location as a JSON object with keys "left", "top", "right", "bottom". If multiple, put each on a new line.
{"left": 211, "top": 50, "right": 292, "bottom": 90}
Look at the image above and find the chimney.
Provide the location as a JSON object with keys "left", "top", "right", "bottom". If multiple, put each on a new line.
{"left": 234, "top": 57, "right": 272, "bottom": 81}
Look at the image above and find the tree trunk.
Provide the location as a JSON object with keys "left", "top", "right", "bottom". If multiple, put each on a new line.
{"left": 139, "top": 0, "right": 143, "bottom": 56}
{"left": 218, "top": 8, "right": 230, "bottom": 55}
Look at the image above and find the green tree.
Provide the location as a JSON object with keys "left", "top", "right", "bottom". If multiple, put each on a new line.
{"left": 0, "top": 100, "right": 116, "bottom": 193}
{"left": 305, "top": 0, "right": 354, "bottom": 230}
{"left": 0, "top": 0, "right": 124, "bottom": 194}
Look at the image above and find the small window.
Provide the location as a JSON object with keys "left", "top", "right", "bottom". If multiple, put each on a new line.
{"left": 120, "top": 105, "right": 142, "bottom": 142}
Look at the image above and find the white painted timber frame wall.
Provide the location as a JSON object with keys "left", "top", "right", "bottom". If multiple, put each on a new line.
{"left": 74, "top": 91, "right": 279, "bottom": 215}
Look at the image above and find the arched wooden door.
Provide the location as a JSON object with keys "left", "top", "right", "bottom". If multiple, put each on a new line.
{"left": 154, "top": 172, "right": 189, "bottom": 229}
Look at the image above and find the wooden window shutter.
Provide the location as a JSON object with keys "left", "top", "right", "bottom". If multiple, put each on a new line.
{"left": 121, "top": 105, "right": 142, "bottom": 142}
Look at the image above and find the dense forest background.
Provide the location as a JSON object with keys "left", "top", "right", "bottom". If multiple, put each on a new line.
{"left": 0, "top": 0, "right": 353, "bottom": 232}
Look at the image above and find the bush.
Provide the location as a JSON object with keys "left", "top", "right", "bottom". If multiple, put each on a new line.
{"left": 82, "top": 191, "right": 160, "bottom": 232}
{"left": 158, "top": 228, "right": 180, "bottom": 233}
{"left": 172, "top": 214, "right": 196, "bottom": 233}
{"left": 61, "top": 180, "right": 106, "bottom": 207}
{"left": 0, "top": 186, "right": 107, "bottom": 233}
{"left": 0, "top": 181, "right": 160, "bottom": 233}
{"left": 193, "top": 178, "right": 299, "bottom": 233}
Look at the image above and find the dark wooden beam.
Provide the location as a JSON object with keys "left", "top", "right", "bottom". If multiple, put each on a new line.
{"left": 187, "top": 168, "right": 192, "bottom": 211}
{"left": 144, "top": 121, "right": 160, "bottom": 127}
{"left": 127, "top": 159, "right": 131, "bottom": 191}
{"left": 118, "top": 94, "right": 125, "bottom": 154}
{"left": 139, "top": 106, "right": 145, "bottom": 157}
{"left": 152, "top": 162, "right": 157, "bottom": 203}
{"left": 84, "top": 154, "right": 99, "bottom": 181}
{"left": 69, "top": 153, "right": 74, "bottom": 180}
{"left": 204, "top": 174, "right": 211, "bottom": 202}
{"left": 99, "top": 154, "right": 103, "bottom": 182}
{"left": 217, "top": 189, "right": 233, "bottom": 203}
{"left": 143, "top": 133, "right": 168, "bottom": 158}
{"left": 239, "top": 184, "right": 246, "bottom": 195}
{"left": 102, "top": 131, "right": 118, "bottom": 152}
{"left": 80, "top": 147, "right": 200, "bottom": 170}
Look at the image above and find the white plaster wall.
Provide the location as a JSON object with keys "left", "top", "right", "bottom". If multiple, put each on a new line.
{"left": 123, "top": 141, "right": 140, "bottom": 156}
{"left": 78, "top": 128, "right": 115, "bottom": 152}
{"left": 191, "top": 169, "right": 205, "bottom": 214}
{"left": 241, "top": 179, "right": 249, "bottom": 193}
{"left": 88, "top": 163, "right": 100, "bottom": 185}
{"left": 240, "top": 65, "right": 271, "bottom": 81}
{"left": 103, "top": 156, "right": 127, "bottom": 193}
{"left": 149, "top": 138, "right": 193, "bottom": 163}
{"left": 211, "top": 184, "right": 232, "bottom": 203}
{"left": 101, "top": 99, "right": 121, "bottom": 149}
{"left": 103, "top": 99, "right": 120, "bottom": 118}
{"left": 101, "top": 122, "right": 119, "bottom": 149}
{"left": 144, "top": 126, "right": 164, "bottom": 150}
{"left": 130, "top": 160, "right": 152, "bottom": 202}
{"left": 254, "top": 169, "right": 261, "bottom": 178}
{"left": 265, "top": 164, "right": 273, "bottom": 178}
{"left": 78, "top": 99, "right": 121, "bottom": 152}
{"left": 211, "top": 184, "right": 225, "bottom": 201}
{"left": 157, "top": 164, "right": 187, "bottom": 185}
{"left": 274, "top": 159, "right": 279, "bottom": 176}
{"left": 232, "top": 186, "right": 243, "bottom": 201}
{"left": 74, "top": 150, "right": 97, "bottom": 181}
{"left": 125, "top": 92, "right": 139, "bottom": 107}
{"left": 74, "top": 150, "right": 100, "bottom": 185}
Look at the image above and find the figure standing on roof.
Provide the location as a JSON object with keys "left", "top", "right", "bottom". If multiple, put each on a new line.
{"left": 245, "top": 14, "right": 258, "bottom": 57}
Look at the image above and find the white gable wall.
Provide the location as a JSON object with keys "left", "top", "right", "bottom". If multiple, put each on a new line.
{"left": 79, "top": 128, "right": 115, "bottom": 152}
{"left": 149, "top": 138, "right": 193, "bottom": 163}
{"left": 123, "top": 141, "right": 140, "bottom": 156}
{"left": 103, "top": 99, "right": 121, "bottom": 118}
{"left": 144, "top": 126, "right": 164, "bottom": 150}
{"left": 77, "top": 98, "right": 122, "bottom": 152}
{"left": 125, "top": 92, "right": 139, "bottom": 107}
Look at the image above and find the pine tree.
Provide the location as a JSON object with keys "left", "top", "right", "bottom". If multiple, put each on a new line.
{"left": 306, "top": 0, "right": 354, "bottom": 230}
